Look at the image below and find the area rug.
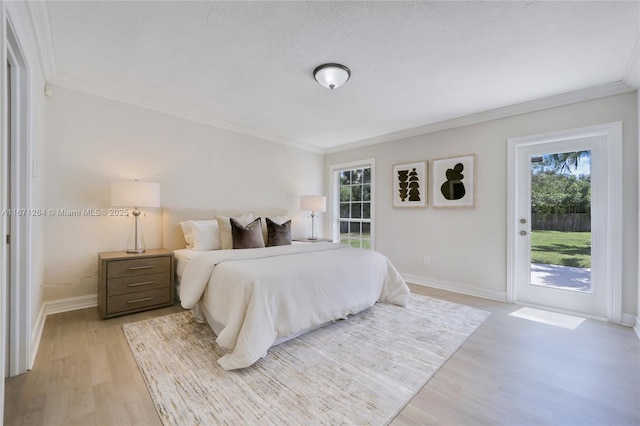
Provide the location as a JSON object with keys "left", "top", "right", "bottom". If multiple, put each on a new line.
{"left": 123, "top": 294, "right": 490, "bottom": 425}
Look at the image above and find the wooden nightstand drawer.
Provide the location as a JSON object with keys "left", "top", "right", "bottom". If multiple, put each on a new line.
{"left": 98, "top": 249, "right": 175, "bottom": 319}
{"left": 107, "top": 288, "right": 172, "bottom": 315}
{"left": 107, "top": 256, "right": 171, "bottom": 279}
{"left": 106, "top": 272, "right": 170, "bottom": 296}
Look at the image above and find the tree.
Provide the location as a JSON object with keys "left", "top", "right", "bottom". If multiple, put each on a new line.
{"left": 532, "top": 151, "right": 590, "bottom": 174}
{"left": 531, "top": 171, "right": 591, "bottom": 214}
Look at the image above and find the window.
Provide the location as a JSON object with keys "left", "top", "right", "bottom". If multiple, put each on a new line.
{"left": 331, "top": 159, "right": 374, "bottom": 249}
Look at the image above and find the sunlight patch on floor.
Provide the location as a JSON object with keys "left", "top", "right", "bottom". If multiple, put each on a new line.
{"left": 509, "top": 307, "right": 585, "bottom": 330}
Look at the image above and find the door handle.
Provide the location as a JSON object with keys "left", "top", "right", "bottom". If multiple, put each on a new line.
{"left": 519, "top": 230, "right": 528, "bottom": 236}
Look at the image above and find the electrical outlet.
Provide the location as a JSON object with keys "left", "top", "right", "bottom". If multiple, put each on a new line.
{"left": 423, "top": 256, "right": 430, "bottom": 266}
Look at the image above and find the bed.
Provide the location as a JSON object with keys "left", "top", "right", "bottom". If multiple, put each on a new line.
{"left": 163, "top": 208, "right": 410, "bottom": 370}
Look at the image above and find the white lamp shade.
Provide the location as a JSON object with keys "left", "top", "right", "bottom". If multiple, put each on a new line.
{"left": 111, "top": 181, "right": 161, "bottom": 208}
{"left": 300, "top": 195, "right": 326, "bottom": 212}
{"left": 313, "top": 64, "right": 350, "bottom": 90}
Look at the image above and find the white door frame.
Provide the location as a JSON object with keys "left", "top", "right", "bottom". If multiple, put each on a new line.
{"left": 506, "top": 122, "right": 623, "bottom": 323}
{"left": 0, "top": 2, "right": 6, "bottom": 420}
{"left": 4, "top": 15, "right": 32, "bottom": 377}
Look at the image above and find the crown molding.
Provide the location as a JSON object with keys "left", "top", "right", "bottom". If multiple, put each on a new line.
{"left": 623, "top": 35, "right": 639, "bottom": 89}
{"left": 52, "top": 77, "right": 633, "bottom": 157}
{"left": 325, "top": 81, "right": 635, "bottom": 154}
{"left": 24, "top": 0, "right": 58, "bottom": 81}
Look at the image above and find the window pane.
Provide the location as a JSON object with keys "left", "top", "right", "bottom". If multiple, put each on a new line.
{"left": 363, "top": 184, "right": 371, "bottom": 201}
{"left": 340, "top": 203, "right": 350, "bottom": 218}
{"left": 363, "top": 202, "right": 371, "bottom": 219}
{"left": 350, "top": 240, "right": 362, "bottom": 249}
{"left": 353, "top": 169, "right": 363, "bottom": 184}
{"left": 352, "top": 203, "right": 362, "bottom": 218}
{"left": 362, "top": 222, "right": 371, "bottom": 237}
{"left": 351, "top": 185, "right": 362, "bottom": 201}
{"left": 349, "top": 221, "right": 361, "bottom": 235}
{"left": 363, "top": 168, "right": 371, "bottom": 184}
{"left": 340, "top": 186, "right": 350, "bottom": 202}
{"left": 340, "top": 171, "right": 350, "bottom": 185}
{"left": 530, "top": 150, "right": 592, "bottom": 292}
{"left": 339, "top": 221, "right": 349, "bottom": 234}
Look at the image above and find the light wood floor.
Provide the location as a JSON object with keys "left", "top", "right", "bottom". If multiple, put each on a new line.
{"left": 4, "top": 285, "right": 640, "bottom": 425}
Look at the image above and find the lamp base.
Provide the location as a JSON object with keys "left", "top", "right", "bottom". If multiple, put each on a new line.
{"left": 126, "top": 209, "right": 146, "bottom": 254}
{"left": 308, "top": 212, "right": 319, "bottom": 240}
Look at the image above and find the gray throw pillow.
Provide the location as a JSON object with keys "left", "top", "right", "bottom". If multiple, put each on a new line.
{"left": 266, "top": 217, "right": 292, "bottom": 247}
{"left": 231, "top": 217, "right": 265, "bottom": 249}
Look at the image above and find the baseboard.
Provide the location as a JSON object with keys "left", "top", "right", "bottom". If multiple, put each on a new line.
{"left": 29, "top": 294, "right": 98, "bottom": 369}
{"left": 30, "top": 304, "right": 46, "bottom": 369}
{"left": 621, "top": 313, "right": 636, "bottom": 328}
{"left": 402, "top": 274, "right": 508, "bottom": 302}
{"left": 43, "top": 294, "right": 98, "bottom": 316}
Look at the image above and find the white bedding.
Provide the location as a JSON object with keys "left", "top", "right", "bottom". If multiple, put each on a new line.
{"left": 174, "top": 248, "right": 200, "bottom": 281}
{"left": 179, "top": 242, "right": 410, "bottom": 370}
{"left": 174, "top": 242, "right": 310, "bottom": 283}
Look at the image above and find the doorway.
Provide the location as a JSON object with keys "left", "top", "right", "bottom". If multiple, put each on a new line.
{"left": 4, "top": 59, "right": 11, "bottom": 378}
{"left": 507, "top": 123, "right": 622, "bottom": 322}
{"left": 4, "top": 20, "right": 32, "bottom": 377}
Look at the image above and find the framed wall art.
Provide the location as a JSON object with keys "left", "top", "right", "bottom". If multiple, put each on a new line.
{"left": 431, "top": 154, "right": 476, "bottom": 208}
{"left": 392, "top": 161, "right": 427, "bottom": 208}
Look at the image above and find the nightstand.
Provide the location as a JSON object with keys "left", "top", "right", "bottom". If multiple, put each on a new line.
{"left": 98, "top": 248, "right": 174, "bottom": 319}
{"left": 292, "top": 238, "right": 334, "bottom": 243}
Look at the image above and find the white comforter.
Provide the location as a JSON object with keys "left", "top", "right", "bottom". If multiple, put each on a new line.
{"left": 179, "top": 242, "right": 410, "bottom": 370}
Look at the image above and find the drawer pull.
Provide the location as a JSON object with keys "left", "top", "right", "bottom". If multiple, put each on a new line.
{"left": 128, "top": 265, "right": 155, "bottom": 270}
{"left": 127, "top": 297, "right": 154, "bottom": 304}
{"left": 127, "top": 281, "right": 154, "bottom": 287}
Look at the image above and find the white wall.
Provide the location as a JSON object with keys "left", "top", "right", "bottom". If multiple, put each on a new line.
{"left": 326, "top": 92, "right": 639, "bottom": 317}
{"left": 43, "top": 86, "right": 324, "bottom": 302}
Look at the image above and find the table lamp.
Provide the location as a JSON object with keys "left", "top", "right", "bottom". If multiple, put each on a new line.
{"left": 111, "top": 180, "right": 160, "bottom": 253}
{"left": 300, "top": 195, "right": 326, "bottom": 240}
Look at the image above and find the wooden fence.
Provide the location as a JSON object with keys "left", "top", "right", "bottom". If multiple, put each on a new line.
{"left": 531, "top": 213, "right": 590, "bottom": 232}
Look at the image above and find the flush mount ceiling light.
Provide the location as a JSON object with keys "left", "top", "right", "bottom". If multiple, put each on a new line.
{"left": 313, "top": 63, "right": 351, "bottom": 90}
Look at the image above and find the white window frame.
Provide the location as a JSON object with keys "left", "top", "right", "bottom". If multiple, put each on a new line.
{"left": 329, "top": 158, "right": 375, "bottom": 249}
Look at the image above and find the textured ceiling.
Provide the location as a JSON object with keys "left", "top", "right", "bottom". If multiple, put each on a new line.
{"left": 38, "top": 1, "right": 639, "bottom": 152}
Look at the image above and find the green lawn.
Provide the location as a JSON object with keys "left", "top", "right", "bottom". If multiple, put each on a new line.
{"left": 530, "top": 230, "right": 591, "bottom": 268}
{"left": 340, "top": 233, "right": 371, "bottom": 249}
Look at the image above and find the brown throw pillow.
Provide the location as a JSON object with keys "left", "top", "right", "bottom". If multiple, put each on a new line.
{"left": 231, "top": 217, "right": 265, "bottom": 249}
{"left": 266, "top": 217, "right": 292, "bottom": 247}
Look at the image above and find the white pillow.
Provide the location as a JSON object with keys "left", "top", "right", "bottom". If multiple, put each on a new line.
{"left": 217, "top": 213, "right": 254, "bottom": 249}
{"left": 191, "top": 220, "right": 221, "bottom": 251}
{"left": 179, "top": 221, "right": 195, "bottom": 248}
{"left": 179, "top": 220, "right": 221, "bottom": 251}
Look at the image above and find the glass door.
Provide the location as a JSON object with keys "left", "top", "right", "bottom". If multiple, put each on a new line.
{"left": 529, "top": 150, "right": 592, "bottom": 293}
{"left": 515, "top": 136, "right": 608, "bottom": 318}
